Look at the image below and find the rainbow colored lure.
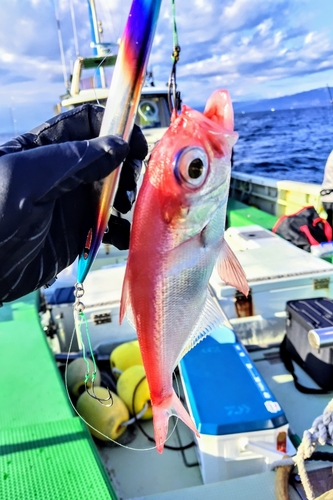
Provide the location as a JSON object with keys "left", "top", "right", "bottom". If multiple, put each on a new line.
{"left": 77, "top": 0, "right": 162, "bottom": 283}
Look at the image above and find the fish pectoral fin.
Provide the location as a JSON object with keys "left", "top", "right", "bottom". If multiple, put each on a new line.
{"left": 216, "top": 239, "right": 249, "bottom": 297}
{"left": 119, "top": 277, "right": 137, "bottom": 331}
{"left": 176, "top": 291, "right": 227, "bottom": 365}
{"left": 119, "top": 269, "right": 130, "bottom": 325}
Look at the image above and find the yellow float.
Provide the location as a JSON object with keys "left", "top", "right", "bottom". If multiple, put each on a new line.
{"left": 117, "top": 365, "right": 152, "bottom": 420}
{"left": 110, "top": 340, "right": 143, "bottom": 378}
{"left": 76, "top": 387, "right": 130, "bottom": 441}
{"left": 66, "top": 357, "right": 101, "bottom": 398}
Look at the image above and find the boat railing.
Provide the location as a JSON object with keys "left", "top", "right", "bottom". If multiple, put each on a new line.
{"left": 230, "top": 171, "right": 323, "bottom": 218}
{"left": 69, "top": 55, "right": 117, "bottom": 96}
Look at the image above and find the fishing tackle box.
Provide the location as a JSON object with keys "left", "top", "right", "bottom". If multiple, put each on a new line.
{"left": 284, "top": 297, "right": 333, "bottom": 390}
{"left": 209, "top": 225, "right": 333, "bottom": 347}
{"left": 179, "top": 326, "right": 295, "bottom": 484}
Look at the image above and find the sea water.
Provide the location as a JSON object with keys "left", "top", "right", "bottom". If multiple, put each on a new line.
{"left": 233, "top": 106, "right": 333, "bottom": 184}
{"left": 1, "top": 106, "right": 333, "bottom": 184}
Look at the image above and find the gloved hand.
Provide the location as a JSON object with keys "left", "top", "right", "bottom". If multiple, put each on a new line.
{"left": 0, "top": 104, "right": 148, "bottom": 303}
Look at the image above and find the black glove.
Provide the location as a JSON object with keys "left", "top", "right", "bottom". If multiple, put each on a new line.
{"left": 0, "top": 104, "right": 148, "bottom": 303}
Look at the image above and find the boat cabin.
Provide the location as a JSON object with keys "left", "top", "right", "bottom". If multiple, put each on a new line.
{"left": 57, "top": 55, "right": 171, "bottom": 149}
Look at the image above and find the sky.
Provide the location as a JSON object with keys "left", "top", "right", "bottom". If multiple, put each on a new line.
{"left": 1, "top": 0, "right": 333, "bottom": 133}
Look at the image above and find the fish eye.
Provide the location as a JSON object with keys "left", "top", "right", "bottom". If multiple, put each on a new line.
{"left": 174, "top": 147, "right": 209, "bottom": 188}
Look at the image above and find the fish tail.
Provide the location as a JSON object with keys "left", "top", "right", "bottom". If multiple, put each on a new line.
{"left": 152, "top": 389, "right": 200, "bottom": 453}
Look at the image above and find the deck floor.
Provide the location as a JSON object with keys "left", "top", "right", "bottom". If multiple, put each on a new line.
{"left": 250, "top": 347, "right": 333, "bottom": 439}
{"left": 2, "top": 236, "right": 333, "bottom": 499}
{"left": 97, "top": 421, "right": 202, "bottom": 500}
{"left": 0, "top": 295, "right": 117, "bottom": 500}
{"left": 95, "top": 347, "right": 333, "bottom": 500}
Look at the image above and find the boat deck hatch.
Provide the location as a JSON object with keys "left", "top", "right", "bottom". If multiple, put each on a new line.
{"left": 238, "top": 230, "right": 276, "bottom": 240}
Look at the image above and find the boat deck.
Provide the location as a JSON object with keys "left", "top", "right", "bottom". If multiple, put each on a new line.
{"left": 1, "top": 293, "right": 332, "bottom": 500}
{"left": 95, "top": 346, "right": 332, "bottom": 500}
{"left": 227, "top": 198, "right": 278, "bottom": 230}
{"left": 0, "top": 294, "right": 117, "bottom": 500}
{"left": 1, "top": 199, "right": 333, "bottom": 499}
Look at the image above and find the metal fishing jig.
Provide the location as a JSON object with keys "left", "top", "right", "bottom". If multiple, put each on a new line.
{"left": 77, "top": 0, "right": 163, "bottom": 284}
{"left": 72, "top": 0, "right": 165, "bottom": 408}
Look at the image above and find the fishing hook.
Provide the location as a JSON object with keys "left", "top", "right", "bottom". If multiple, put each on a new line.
{"left": 73, "top": 282, "right": 113, "bottom": 406}
{"left": 85, "top": 374, "right": 114, "bottom": 407}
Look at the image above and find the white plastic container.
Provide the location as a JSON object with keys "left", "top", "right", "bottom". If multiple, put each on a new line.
{"left": 210, "top": 225, "right": 333, "bottom": 346}
{"left": 44, "top": 261, "right": 136, "bottom": 352}
{"left": 194, "top": 425, "right": 294, "bottom": 484}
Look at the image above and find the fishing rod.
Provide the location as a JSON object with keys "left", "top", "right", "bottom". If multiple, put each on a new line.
{"left": 77, "top": 0, "right": 162, "bottom": 284}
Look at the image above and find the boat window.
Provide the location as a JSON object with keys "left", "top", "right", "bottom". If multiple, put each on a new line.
{"left": 135, "top": 96, "right": 170, "bottom": 129}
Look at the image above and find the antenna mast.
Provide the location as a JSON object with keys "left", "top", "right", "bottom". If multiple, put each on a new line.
{"left": 87, "top": 0, "right": 106, "bottom": 88}
{"left": 52, "top": 0, "right": 68, "bottom": 89}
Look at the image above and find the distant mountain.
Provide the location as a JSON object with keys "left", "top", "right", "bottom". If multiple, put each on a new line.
{"left": 233, "top": 87, "right": 333, "bottom": 113}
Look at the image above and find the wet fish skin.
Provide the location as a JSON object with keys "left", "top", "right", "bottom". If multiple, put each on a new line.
{"left": 120, "top": 89, "right": 248, "bottom": 452}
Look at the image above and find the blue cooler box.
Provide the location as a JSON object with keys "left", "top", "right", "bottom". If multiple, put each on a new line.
{"left": 179, "top": 326, "right": 293, "bottom": 483}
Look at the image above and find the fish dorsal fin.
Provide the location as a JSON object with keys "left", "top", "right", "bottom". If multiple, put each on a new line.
{"left": 203, "top": 89, "right": 235, "bottom": 133}
{"left": 216, "top": 239, "right": 249, "bottom": 297}
{"left": 174, "top": 291, "right": 226, "bottom": 368}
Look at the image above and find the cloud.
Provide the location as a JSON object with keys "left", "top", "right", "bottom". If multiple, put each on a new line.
{"left": 2, "top": 74, "right": 34, "bottom": 85}
{"left": 221, "top": 0, "right": 291, "bottom": 30}
{"left": 148, "top": 0, "right": 333, "bottom": 104}
{"left": 1, "top": 0, "right": 333, "bottom": 131}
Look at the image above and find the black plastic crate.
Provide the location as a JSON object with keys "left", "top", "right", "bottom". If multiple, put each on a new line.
{"left": 285, "top": 298, "right": 333, "bottom": 390}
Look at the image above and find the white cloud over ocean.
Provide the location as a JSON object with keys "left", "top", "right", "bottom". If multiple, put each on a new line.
{"left": 1, "top": 0, "right": 333, "bottom": 131}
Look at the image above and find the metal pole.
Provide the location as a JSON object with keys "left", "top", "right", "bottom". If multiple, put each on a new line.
{"left": 53, "top": 0, "right": 68, "bottom": 89}
{"left": 69, "top": 0, "right": 80, "bottom": 57}
{"left": 87, "top": 0, "right": 106, "bottom": 88}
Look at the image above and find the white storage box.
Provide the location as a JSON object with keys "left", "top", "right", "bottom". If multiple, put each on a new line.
{"left": 179, "top": 327, "right": 295, "bottom": 484}
{"left": 43, "top": 262, "right": 136, "bottom": 352}
{"left": 210, "top": 225, "right": 333, "bottom": 346}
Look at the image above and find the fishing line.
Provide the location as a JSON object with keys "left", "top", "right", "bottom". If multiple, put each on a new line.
{"left": 167, "top": 0, "right": 181, "bottom": 115}
{"left": 96, "top": 0, "right": 119, "bottom": 47}
{"left": 132, "top": 371, "right": 196, "bottom": 452}
{"left": 52, "top": 0, "right": 68, "bottom": 89}
{"left": 64, "top": 318, "right": 183, "bottom": 451}
{"left": 72, "top": 282, "right": 113, "bottom": 405}
{"left": 75, "top": 309, "right": 113, "bottom": 404}
{"left": 64, "top": 324, "right": 156, "bottom": 451}
{"left": 64, "top": 332, "right": 190, "bottom": 451}
{"left": 92, "top": 55, "right": 110, "bottom": 106}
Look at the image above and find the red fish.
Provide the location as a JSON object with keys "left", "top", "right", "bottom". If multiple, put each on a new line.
{"left": 120, "top": 90, "right": 248, "bottom": 453}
